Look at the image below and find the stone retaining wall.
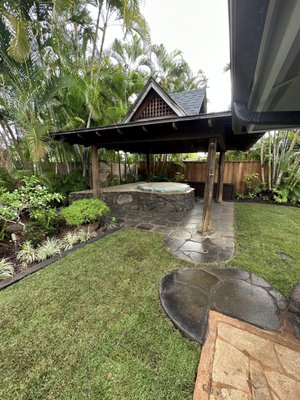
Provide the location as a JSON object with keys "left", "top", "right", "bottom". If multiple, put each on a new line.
{"left": 69, "top": 189, "right": 195, "bottom": 213}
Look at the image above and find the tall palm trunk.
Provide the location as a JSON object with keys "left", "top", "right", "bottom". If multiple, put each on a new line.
{"left": 0, "top": 119, "right": 26, "bottom": 168}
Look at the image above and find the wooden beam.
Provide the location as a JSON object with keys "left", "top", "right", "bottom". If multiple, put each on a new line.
{"left": 146, "top": 153, "right": 150, "bottom": 181}
{"left": 201, "top": 138, "right": 217, "bottom": 233}
{"left": 216, "top": 151, "right": 226, "bottom": 203}
{"left": 91, "top": 145, "right": 100, "bottom": 199}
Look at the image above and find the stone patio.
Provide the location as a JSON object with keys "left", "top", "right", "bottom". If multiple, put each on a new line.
{"left": 159, "top": 268, "right": 288, "bottom": 345}
{"left": 193, "top": 311, "right": 300, "bottom": 400}
{"left": 114, "top": 201, "right": 235, "bottom": 264}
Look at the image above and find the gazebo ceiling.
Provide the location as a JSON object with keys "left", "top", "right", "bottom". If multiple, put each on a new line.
{"left": 52, "top": 112, "right": 263, "bottom": 154}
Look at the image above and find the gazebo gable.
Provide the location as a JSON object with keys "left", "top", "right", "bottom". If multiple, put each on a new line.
{"left": 123, "top": 78, "right": 187, "bottom": 123}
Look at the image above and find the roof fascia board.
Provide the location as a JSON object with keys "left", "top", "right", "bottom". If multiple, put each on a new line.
{"left": 248, "top": 1, "right": 300, "bottom": 114}
{"left": 123, "top": 80, "right": 187, "bottom": 123}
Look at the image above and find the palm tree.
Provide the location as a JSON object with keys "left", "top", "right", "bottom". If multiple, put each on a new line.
{"left": 150, "top": 43, "right": 207, "bottom": 92}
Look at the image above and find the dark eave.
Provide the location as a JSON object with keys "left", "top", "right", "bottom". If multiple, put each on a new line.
{"left": 52, "top": 112, "right": 264, "bottom": 154}
{"left": 229, "top": 0, "right": 300, "bottom": 133}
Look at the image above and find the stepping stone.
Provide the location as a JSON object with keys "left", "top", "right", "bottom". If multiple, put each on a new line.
{"left": 160, "top": 268, "right": 286, "bottom": 344}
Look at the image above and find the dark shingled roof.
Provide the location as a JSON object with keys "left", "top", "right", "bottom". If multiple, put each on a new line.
{"left": 169, "top": 89, "right": 206, "bottom": 115}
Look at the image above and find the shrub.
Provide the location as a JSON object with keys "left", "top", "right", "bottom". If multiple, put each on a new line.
{"left": 17, "top": 241, "right": 37, "bottom": 268}
{"left": 0, "top": 258, "right": 14, "bottom": 280}
{"left": 35, "top": 238, "right": 62, "bottom": 262}
{"left": 61, "top": 199, "right": 110, "bottom": 226}
{"left": 0, "top": 175, "right": 64, "bottom": 230}
{"left": 77, "top": 228, "right": 97, "bottom": 243}
{"left": 62, "top": 231, "right": 81, "bottom": 251}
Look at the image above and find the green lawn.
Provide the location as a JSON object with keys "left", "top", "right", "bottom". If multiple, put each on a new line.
{"left": 0, "top": 203, "right": 299, "bottom": 399}
{"left": 229, "top": 203, "right": 300, "bottom": 297}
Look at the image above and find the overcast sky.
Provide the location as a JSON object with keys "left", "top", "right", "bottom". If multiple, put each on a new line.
{"left": 101, "top": 0, "right": 231, "bottom": 112}
{"left": 143, "top": 0, "right": 231, "bottom": 112}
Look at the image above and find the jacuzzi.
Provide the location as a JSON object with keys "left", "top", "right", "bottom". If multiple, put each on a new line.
{"left": 69, "top": 182, "right": 195, "bottom": 213}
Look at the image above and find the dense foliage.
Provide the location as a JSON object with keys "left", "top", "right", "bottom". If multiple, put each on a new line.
{"left": 61, "top": 198, "right": 110, "bottom": 226}
{"left": 0, "top": 0, "right": 207, "bottom": 178}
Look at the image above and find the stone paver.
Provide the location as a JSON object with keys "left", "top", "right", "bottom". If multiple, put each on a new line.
{"left": 193, "top": 311, "right": 300, "bottom": 400}
{"left": 159, "top": 268, "right": 285, "bottom": 344}
{"left": 114, "top": 201, "right": 235, "bottom": 264}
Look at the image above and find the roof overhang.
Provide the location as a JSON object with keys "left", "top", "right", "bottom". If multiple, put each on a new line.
{"left": 52, "top": 112, "right": 263, "bottom": 154}
{"left": 229, "top": 0, "right": 300, "bottom": 133}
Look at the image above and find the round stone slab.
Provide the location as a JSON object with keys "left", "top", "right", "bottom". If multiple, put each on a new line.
{"left": 159, "top": 268, "right": 285, "bottom": 344}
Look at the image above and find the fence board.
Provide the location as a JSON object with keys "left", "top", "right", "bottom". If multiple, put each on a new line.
{"left": 139, "top": 160, "right": 267, "bottom": 194}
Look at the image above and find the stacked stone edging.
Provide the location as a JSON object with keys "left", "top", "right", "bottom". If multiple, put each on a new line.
{"left": 69, "top": 189, "right": 195, "bottom": 213}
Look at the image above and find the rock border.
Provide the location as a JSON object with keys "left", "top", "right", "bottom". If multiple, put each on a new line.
{"left": 0, "top": 227, "right": 120, "bottom": 291}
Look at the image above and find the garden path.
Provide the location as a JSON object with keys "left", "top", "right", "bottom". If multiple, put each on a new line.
{"left": 193, "top": 311, "right": 300, "bottom": 400}
{"left": 114, "top": 201, "right": 235, "bottom": 263}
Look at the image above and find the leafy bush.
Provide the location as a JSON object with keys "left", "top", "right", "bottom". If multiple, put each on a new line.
{"left": 0, "top": 258, "right": 14, "bottom": 280}
{"left": 0, "top": 176, "right": 64, "bottom": 229}
{"left": 45, "top": 170, "right": 90, "bottom": 198}
{"left": 242, "top": 173, "right": 260, "bottom": 198}
{"left": 61, "top": 199, "right": 110, "bottom": 226}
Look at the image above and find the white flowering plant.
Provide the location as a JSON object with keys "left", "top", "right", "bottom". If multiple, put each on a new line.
{"left": 0, "top": 176, "right": 64, "bottom": 229}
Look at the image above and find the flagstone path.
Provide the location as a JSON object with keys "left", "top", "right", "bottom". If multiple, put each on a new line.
{"left": 193, "top": 311, "right": 300, "bottom": 400}
{"left": 114, "top": 201, "right": 235, "bottom": 263}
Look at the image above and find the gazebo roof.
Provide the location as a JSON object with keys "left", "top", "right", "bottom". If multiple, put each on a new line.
{"left": 52, "top": 77, "right": 264, "bottom": 153}
{"left": 169, "top": 89, "right": 207, "bottom": 115}
{"left": 53, "top": 112, "right": 263, "bottom": 154}
{"left": 122, "top": 78, "right": 207, "bottom": 123}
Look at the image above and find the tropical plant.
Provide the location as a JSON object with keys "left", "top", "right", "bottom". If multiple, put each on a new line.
{"left": 242, "top": 173, "right": 260, "bottom": 198}
{"left": 260, "top": 130, "right": 300, "bottom": 203}
{"left": 17, "top": 241, "right": 36, "bottom": 267}
{"left": 0, "top": 175, "right": 64, "bottom": 228}
{"left": 0, "top": 258, "right": 14, "bottom": 280}
{"left": 62, "top": 230, "right": 82, "bottom": 250}
{"left": 35, "top": 238, "right": 62, "bottom": 262}
{"left": 150, "top": 43, "right": 207, "bottom": 92}
{"left": 60, "top": 199, "right": 110, "bottom": 226}
{"left": 76, "top": 228, "right": 97, "bottom": 242}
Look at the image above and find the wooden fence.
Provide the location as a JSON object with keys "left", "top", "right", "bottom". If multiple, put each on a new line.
{"left": 139, "top": 161, "right": 266, "bottom": 194}
{"left": 184, "top": 161, "right": 266, "bottom": 194}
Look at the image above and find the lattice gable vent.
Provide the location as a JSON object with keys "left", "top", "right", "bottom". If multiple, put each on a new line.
{"left": 133, "top": 93, "right": 176, "bottom": 120}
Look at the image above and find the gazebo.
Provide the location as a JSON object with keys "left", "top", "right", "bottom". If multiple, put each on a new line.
{"left": 52, "top": 78, "right": 265, "bottom": 233}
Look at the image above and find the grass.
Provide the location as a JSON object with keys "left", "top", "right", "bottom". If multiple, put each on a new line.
{"left": 228, "top": 203, "right": 300, "bottom": 297}
{"left": 0, "top": 229, "right": 198, "bottom": 400}
{"left": 0, "top": 203, "right": 299, "bottom": 399}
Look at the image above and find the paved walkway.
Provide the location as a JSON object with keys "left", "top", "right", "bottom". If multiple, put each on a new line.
{"left": 159, "top": 268, "right": 288, "bottom": 345}
{"left": 114, "top": 201, "right": 235, "bottom": 263}
{"left": 194, "top": 311, "right": 300, "bottom": 400}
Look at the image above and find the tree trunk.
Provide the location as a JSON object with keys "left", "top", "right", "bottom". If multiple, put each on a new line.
{"left": 0, "top": 120, "right": 26, "bottom": 168}
{"left": 268, "top": 132, "right": 272, "bottom": 190}
{"left": 91, "top": 145, "right": 100, "bottom": 199}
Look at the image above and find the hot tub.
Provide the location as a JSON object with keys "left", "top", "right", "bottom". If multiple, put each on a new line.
{"left": 69, "top": 182, "right": 195, "bottom": 213}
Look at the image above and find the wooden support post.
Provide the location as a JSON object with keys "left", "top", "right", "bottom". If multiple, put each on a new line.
{"left": 201, "top": 138, "right": 217, "bottom": 233}
{"left": 91, "top": 145, "right": 100, "bottom": 199}
{"left": 146, "top": 153, "right": 150, "bottom": 181}
{"left": 216, "top": 150, "right": 226, "bottom": 203}
{"left": 118, "top": 151, "right": 122, "bottom": 184}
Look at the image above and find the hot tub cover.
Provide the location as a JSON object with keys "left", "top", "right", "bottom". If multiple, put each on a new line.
{"left": 137, "top": 182, "right": 191, "bottom": 193}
